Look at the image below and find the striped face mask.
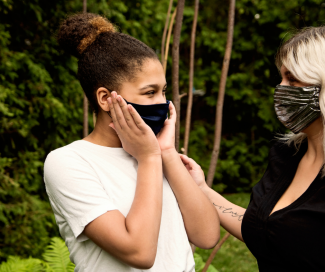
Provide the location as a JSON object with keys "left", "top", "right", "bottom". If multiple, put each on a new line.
{"left": 274, "top": 85, "right": 321, "bottom": 133}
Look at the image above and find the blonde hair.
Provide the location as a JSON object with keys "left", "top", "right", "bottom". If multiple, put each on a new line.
{"left": 275, "top": 27, "right": 325, "bottom": 174}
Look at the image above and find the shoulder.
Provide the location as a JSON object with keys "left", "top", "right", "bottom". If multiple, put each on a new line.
{"left": 44, "top": 141, "right": 92, "bottom": 184}
{"left": 250, "top": 140, "right": 305, "bottom": 197}
{"left": 45, "top": 141, "right": 83, "bottom": 167}
{"left": 268, "top": 139, "right": 304, "bottom": 162}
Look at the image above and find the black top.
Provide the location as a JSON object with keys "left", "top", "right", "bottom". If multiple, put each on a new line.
{"left": 242, "top": 141, "right": 325, "bottom": 272}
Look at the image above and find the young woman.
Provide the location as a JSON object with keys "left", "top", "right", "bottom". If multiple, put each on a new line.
{"left": 44, "top": 13, "right": 219, "bottom": 272}
{"left": 181, "top": 26, "right": 325, "bottom": 272}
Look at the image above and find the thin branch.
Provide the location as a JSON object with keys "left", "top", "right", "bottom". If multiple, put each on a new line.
{"left": 83, "top": 0, "right": 88, "bottom": 137}
{"left": 202, "top": 232, "right": 231, "bottom": 272}
{"left": 93, "top": 112, "right": 96, "bottom": 127}
{"left": 83, "top": 0, "right": 87, "bottom": 13}
{"left": 183, "top": 0, "right": 199, "bottom": 155}
{"left": 206, "top": 0, "right": 236, "bottom": 187}
{"left": 172, "top": 0, "right": 186, "bottom": 151}
{"left": 164, "top": 8, "right": 177, "bottom": 74}
{"left": 179, "top": 93, "right": 188, "bottom": 99}
{"left": 161, "top": 0, "right": 174, "bottom": 63}
{"left": 203, "top": 0, "right": 236, "bottom": 268}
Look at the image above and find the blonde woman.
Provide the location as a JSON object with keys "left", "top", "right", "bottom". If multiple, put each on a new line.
{"left": 181, "top": 27, "right": 325, "bottom": 271}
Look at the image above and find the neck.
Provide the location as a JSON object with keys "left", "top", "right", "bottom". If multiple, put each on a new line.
{"left": 303, "top": 117, "right": 324, "bottom": 162}
{"left": 83, "top": 111, "right": 122, "bottom": 147}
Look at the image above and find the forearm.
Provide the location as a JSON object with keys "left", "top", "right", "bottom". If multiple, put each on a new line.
{"left": 126, "top": 156, "right": 163, "bottom": 254}
{"left": 201, "top": 185, "right": 246, "bottom": 241}
{"left": 162, "top": 149, "right": 220, "bottom": 248}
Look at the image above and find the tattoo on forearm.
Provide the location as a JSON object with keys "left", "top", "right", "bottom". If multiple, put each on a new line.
{"left": 213, "top": 203, "right": 244, "bottom": 221}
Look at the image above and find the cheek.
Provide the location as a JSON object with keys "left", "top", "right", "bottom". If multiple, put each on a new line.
{"left": 279, "top": 78, "right": 289, "bottom": 86}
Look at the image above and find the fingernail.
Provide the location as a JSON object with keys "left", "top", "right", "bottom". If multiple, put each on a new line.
{"left": 107, "top": 98, "right": 112, "bottom": 104}
{"left": 112, "top": 92, "right": 116, "bottom": 98}
{"left": 117, "top": 96, "right": 121, "bottom": 102}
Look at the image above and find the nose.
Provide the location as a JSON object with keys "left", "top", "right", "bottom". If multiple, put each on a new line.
{"left": 154, "top": 93, "right": 167, "bottom": 104}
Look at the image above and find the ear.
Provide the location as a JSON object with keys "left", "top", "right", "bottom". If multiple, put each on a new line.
{"left": 97, "top": 87, "right": 111, "bottom": 112}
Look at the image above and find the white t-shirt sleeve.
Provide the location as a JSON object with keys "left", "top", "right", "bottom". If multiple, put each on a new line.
{"left": 44, "top": 149, "right": 117, "bottom": 242}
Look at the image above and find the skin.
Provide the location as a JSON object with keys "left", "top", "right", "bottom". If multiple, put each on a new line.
{"left": 82, "top": 59, "right": 220, "bottom": 269}
{"left": 180, "top": 65, "right": 324, "bottom": 242}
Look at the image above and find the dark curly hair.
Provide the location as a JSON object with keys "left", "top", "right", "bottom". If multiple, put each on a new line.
{"left": 57, "top": 13, "right": 158, "bottom": 113}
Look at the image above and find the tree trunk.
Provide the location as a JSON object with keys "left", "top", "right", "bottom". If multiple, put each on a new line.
{"left": 201, "top": 232, "right": 231, "bottom": 272}
{"left": 172, "top": 0, "right": 185, "bottom": 151}
{"left": 206, "top": 0, "right": 236, "bottom": 187}
{"left": 183, "top": 0, "right": 199, "bottom": 155}
{"left": 161, "top": 0, "right": 174, "bottom": 63}
{"left": 163, "top": 8, "right": 177, "bottom": 74}
{"left": 83, "top": 0, "right": 88, "bottom": 138}
{"left": 202, "top": 0, "right": 236, "bottom": 268}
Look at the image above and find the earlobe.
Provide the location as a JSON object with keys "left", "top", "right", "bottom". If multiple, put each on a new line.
{"left": 97, "top": 87, "right": 111, "bottom": 112}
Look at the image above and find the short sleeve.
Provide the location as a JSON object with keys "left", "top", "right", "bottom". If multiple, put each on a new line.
{"left": 44, "top": 149, "right": 117, "bottom": 242}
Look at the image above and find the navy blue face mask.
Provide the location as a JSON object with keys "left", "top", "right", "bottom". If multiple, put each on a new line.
{"left": 125, "top": 99, "right": 170, "bottom": 135}
{"left": 108, "top": 99, "right": 170, "bottom": 135}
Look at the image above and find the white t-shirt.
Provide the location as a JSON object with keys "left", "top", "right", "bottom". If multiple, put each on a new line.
{"left": 44, "top": 140, "right": 195, "bottom": 272}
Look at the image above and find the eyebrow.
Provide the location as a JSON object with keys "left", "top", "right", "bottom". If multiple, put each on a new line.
{"left": 139, "top": 83, "right": 167, "bottom": 91}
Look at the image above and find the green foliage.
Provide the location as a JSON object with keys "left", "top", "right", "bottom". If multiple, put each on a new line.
{"left": 1, "top": 0, "right": 324, "bottom": 263}
{"left": 0, "top": 237, "right": 75, "bottom": 272}
{"left": 0, "top": 256, "right": 44, "bottom": 272}
{"left": 194, "top": 253, "right": 219, "bottom": 272}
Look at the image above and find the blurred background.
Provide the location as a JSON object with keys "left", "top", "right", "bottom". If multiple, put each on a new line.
{"left": 1, "top": 0, "right": 324, "bottom": 271}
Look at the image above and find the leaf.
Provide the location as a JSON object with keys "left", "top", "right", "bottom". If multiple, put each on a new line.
{"left": 194, "top": 253, "right": 219, "bottom": 272}
{"left": 0, "top": 256, "right": 45, "bottom": 272}
{"left": 42, "top": 238, "right": 75, "bottom": 272}
{"left": 194, "top": 253, "right": 205, "bottom": 272}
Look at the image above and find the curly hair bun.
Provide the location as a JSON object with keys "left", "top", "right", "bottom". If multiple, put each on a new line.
{"left": 57, "top": 13, "right": 116, "bottom": 58}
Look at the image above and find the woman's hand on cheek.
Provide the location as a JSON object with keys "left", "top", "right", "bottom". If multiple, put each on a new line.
{"left": 108, "top": 92, "right": 161, "bottom": 162}
{"left": 156, "top": 102, "right": 176, "bottom": 152}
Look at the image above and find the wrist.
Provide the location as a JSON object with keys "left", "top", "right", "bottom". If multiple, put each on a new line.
{"left": 137, "top": 154, "right": 162, "bottom": 164}
{"left": 161, "top": 147, "right": 177, "bottom": 157}
{"left": 199, "top": 183, "right": 210, "bottom": 194}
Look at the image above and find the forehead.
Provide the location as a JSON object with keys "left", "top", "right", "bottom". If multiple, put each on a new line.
{"left": 132, "top": 59, "right": 166, "bottom": 86}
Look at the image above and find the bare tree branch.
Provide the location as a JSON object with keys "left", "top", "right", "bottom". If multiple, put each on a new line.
{"left": 164, "top": 8, "right": 177, "bottom": 74}
{"left": 93, "top": 112, "right": 96, "bottom": 127}
{"left": 202, "top": 0, "right": 236, "bottom": 268}
{"left": 207, "top": 0, "right": 236, "bottom": 187}
{"left": 202, "top": 232, "right": 231, "bottom": 272}
{"left": 161, "top": 0, "right": 174, "bottom": 63}
{"left": 83, "top": 0, "right": 88, "bottom": 137}
{"left": 172, "top": 0, "right": 185, "bottom": 151}
{"left": 179, "top": 93, "right": 188, "bottom": 99}
{"left": 183, "top": 0, "right": 199, "bottom": 155}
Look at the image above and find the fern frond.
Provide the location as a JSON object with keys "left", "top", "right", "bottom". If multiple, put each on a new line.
{"left": 0, "top": 256, "right": 45, "bottom": 272}
{"left": 42, "top": 237, "right": 75, "bottom": 272}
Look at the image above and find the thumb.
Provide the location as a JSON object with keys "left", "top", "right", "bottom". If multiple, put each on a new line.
{"left": 109, "top": 123, "right": 116, "bottom": 131}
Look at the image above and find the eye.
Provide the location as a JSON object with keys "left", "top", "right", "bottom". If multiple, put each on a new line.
{"left": 145, "top": 90, "right": 155, "bottom": 95}
{"left": 288, "top": 76, "right": 299, "bottom": 86}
